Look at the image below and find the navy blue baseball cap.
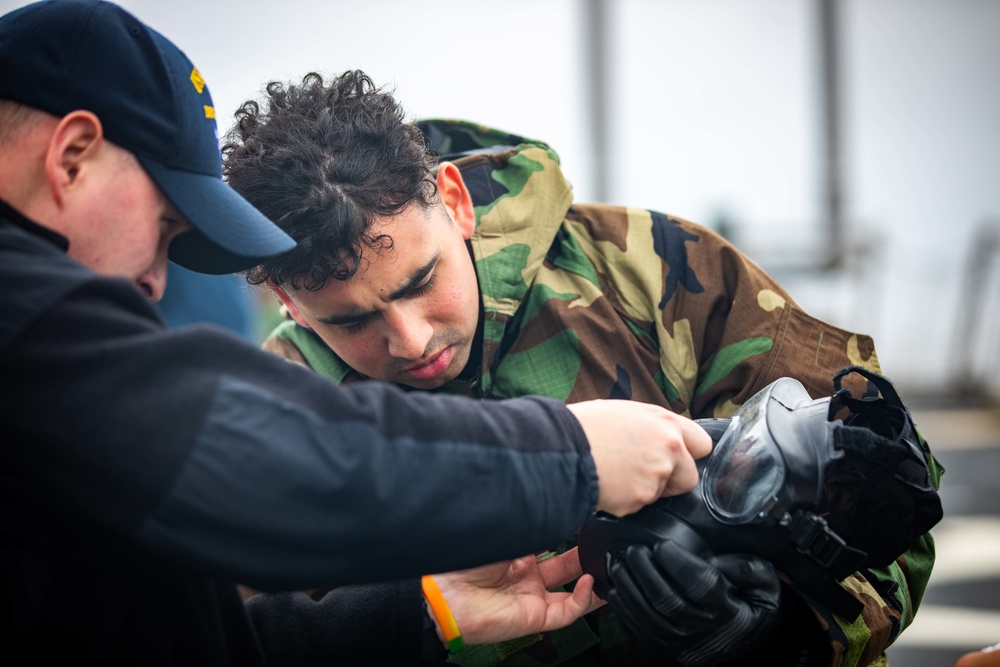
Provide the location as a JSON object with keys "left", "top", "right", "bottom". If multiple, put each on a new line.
{"left": 0, "top": 0, "right": 296, "bottom": 274}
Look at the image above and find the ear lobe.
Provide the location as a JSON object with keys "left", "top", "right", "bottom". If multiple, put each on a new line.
{"left": 436, "top": 162, "right": 476, "bottom": 240}
{"left": 45, "top": 111, "right": 104, "bottom": 205}
{"left": 272, "top": 285, "right": 312, "bottom": 329}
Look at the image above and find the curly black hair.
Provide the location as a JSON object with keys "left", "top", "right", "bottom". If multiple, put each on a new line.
{"left": 222, "top": 70, "right": 439, "bottom": 290}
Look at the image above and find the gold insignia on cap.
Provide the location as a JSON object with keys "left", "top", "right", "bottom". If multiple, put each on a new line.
{"left": 190, "top": 67, "right": 206, "bottom": 94}
{"left": 204, "top": 105, "right": 215, "bottom": 119}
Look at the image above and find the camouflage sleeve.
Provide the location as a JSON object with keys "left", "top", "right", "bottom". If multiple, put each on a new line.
{"left": 567, "top": 205, "right": 938, "bottom": 667}
{"left": 262, "top": 318, "right": 361, "bottom": 384}
{"left": 657, "top": 214, "right": 880, "bottom": 416}
{"left": 560, "top": 206, "right": 880, "bottom": 416}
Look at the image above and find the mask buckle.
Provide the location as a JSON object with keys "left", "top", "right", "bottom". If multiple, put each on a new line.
{"left": 786, "top": 512, "right": 865, "bottom": 571}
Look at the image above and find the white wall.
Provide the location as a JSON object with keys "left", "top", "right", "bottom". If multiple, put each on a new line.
{"left": 843, "top": 0, "right": 1000, "bottom": 395}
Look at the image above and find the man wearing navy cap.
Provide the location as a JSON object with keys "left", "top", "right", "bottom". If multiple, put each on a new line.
{"left": 0, "top": 1, "right": 711, "bottom": 663}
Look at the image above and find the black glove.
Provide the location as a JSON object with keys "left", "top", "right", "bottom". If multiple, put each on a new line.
{"left": 607, "top": 540, "right": 782, "bottom": 666}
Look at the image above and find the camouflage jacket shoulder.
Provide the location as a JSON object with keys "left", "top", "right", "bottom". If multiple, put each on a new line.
{"left": 263, "top": 119, "right": 939, "bottom": 667}
{"left": 415, "top": 119, "right": 880, "bottom": 417}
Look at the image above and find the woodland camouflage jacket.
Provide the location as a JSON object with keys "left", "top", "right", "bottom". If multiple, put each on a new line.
{"left": 262, "top": 120, "right": 942, "bottom": 667}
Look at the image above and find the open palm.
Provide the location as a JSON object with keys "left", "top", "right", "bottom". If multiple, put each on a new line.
{"left": 432, "top": 547, "right": 605, "bottom": 645}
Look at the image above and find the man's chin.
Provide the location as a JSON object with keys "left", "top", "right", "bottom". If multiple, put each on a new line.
{"left": 396, "top": 368, "right": 460, "bottom": 390}
{"left": 400, "top": 378, "right": 448, "bottom": 390}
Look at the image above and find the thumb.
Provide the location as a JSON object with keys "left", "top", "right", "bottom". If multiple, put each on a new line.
{"left": 538, "top": 574, "right": 600, "bottom": 633}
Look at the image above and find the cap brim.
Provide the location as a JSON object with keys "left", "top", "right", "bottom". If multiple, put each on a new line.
{"left": 138, "top": 157, "right": 296, "bottom": 275}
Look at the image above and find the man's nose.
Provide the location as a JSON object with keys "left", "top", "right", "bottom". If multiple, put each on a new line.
{"left": 137, "top": 258, "right": 168, "bottom": 302}
{"left": 384, "top": 306, "right": 433, "bottom": 360}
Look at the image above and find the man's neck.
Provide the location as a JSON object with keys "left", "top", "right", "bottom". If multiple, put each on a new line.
{"left": 457, "top": 295, "right": 485, "bottom": 384}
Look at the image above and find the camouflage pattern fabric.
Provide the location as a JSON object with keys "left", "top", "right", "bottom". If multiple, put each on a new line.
{"left": 262, "top": 119, "right": 943, "bottom": 667}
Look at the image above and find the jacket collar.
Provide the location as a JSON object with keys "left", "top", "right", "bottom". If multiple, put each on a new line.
{"left": 0, "top": 197, "right": 70, "bottom": 251}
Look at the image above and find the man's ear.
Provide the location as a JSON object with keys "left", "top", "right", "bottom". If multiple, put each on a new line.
{"left": 272, "top": 285, "right": 312, "bottom": 329}
{"left": 435, "top": 162, "right": 476, "bottom": 240}
{"left": 44, "top": 110, "right": 104, "bottom": 207}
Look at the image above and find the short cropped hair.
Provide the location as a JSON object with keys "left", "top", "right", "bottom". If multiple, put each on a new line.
{"left": 222, "top": 70, "right": 439, "bottom": 290}
{"left": 0, "top": 99, "right": 49, "bottom": 146}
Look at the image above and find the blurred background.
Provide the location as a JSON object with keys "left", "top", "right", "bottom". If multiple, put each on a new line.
{"left": 19, "top": 0, "right": 990, "bottom": 400}
{"left": 4, "top": 0, "right": 996, "bottom": 662}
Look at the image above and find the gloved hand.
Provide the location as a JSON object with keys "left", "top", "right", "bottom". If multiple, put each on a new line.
{"left": 607, "top": 540, "right": 782, "bottom": 666}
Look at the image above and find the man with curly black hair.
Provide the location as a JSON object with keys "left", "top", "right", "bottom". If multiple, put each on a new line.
{"left": 223, "top": 69, "right": 942, "bottom": 667}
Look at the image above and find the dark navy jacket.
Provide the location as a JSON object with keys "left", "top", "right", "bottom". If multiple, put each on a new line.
{"left": 0, "top": 199, "right": 598, "bottom": 665}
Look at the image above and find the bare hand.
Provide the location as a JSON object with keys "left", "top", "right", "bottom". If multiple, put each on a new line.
{"left": 567, "top": 400, "right": 712, "bottom": 517}
{"left": 432, "top": 547, "right": 605, "bottom": 645}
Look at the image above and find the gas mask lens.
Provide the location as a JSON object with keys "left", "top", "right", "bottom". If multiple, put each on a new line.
{"left": 702, "top": 386, "right": 786, "bottom": 525}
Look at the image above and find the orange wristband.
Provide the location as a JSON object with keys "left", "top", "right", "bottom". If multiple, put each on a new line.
{"left": 421, "top": 575, "right": 464, "bottom": 654}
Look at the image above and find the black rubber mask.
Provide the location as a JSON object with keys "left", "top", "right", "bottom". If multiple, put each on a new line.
{"left": 578, "top": 367, "right": 942, "bottom": 620}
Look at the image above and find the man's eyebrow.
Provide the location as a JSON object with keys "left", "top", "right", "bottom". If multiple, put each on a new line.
{"left": 316, "top": 309, "right": 374, "bottom": 327}
{"left": 316, "top": 253, "right": 440, "bottom": 326}
{"left": 387, "top": 253, "right": 439, "bottom": 301}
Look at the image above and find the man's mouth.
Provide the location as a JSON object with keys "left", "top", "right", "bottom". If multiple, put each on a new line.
{"left": 404, "top": 345, "right": 454, "bottom": 382}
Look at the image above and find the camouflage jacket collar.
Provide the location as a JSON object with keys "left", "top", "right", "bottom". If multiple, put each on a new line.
{"left": 420, "top": 120, "right": 575, "bottom": 391}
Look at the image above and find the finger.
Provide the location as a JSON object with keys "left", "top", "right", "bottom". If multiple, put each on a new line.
{"left": 573, "top": 574, "right": 607, "bottom": 614}
{"left": 570, "top": 573, "right": 601, "bottom": 612}
{"left": 537, "top": 579, "right": 597, "bottom": 633}
{"left": 538, "top": 548, "right": 584, "bottom": 590}
{"left": 674, "top": 413, "right": 713, "bottom": 459}
{"left": 710, "top": 555, "right": 781, "bottom": 609}
{"left": 609, "top": 549, "right": 685, "bottom": 635}
{"left": 649, "top": 540, "right": 725, "bottom": 604}
{"left": 659, "top": 447, "right": 700, "bottom": 497}
{"left": 620, "top": 544, "right": 688, "bottom": 616}
{"left": 576, "top": 574, "right": 608, "bottom": 614}
{"left": 607, "top": 582, "right": 674, "bottom": 645}
{"left": 710, "top": 554, "right": 778, "bottom": 590}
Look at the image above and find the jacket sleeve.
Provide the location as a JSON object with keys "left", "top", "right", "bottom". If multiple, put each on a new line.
{"left": 1, "top": 270, "right": 598, "bottom": 592}
{"left": 649, "top": 214, "right": 940, "bottom": 667}
{"left": 245, "top": 581, "right": 426, "bottom": 666}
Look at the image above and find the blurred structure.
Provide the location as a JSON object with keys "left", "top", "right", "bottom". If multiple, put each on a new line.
{"left": 952, "top": 220, "right": 1000, "bottom": 401}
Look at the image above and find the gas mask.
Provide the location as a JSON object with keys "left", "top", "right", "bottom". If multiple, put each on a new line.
{"left": 578, "top": 366, "right": 942, "bottom": 620}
